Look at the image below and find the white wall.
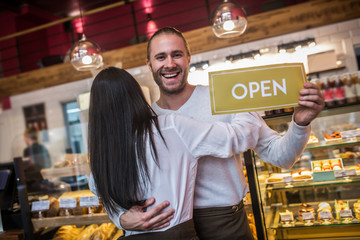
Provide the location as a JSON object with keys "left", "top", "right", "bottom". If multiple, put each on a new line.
{"left": 0, "top": 18, "right": 359, "bottom": 163}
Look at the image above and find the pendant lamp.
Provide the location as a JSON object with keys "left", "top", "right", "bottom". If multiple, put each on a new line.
{"left": 70, "top": 1, "right": 103, "bottom": 71}
{"left": 211, "top": 0, "right": 248, "bottom": 38}
{"left": 70, "top": 34, "right": 103, "bottom": 71}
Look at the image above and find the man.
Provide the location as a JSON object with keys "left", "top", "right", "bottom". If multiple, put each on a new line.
{"left": 113, "top": 27, "right": 324, "bottom": 239}
{"left": 23, "top": 126, "right": 51, "bottom": 169}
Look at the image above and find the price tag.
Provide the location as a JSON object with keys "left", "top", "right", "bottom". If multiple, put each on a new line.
{"left": 302, "top": 212, "right": 314, "bottom": 220}
{"left": 59, "top": 198, "right": 77, "bottom": 209}
{"left": 319, "top": 211, "right": 332, "bottom": 220}
{"left": 345, "top": 169, "right": 356, "bottom": 177}
{"left": 340, "top": 209, "right": 353, "bottom": 218}
{"left": 31, "top": 200, "right": 50, "bottom": 212}
{"left": 280, "top": 213, "right": 293, "bottom": 222}
{"left": 283, "top": 176, "right": 293, "bottom": 183}
{"left": 80, "top": 196, "right": 99, "bottom": 207}
{"left": 334, "top": 170, "right": 346, "bottom": 178}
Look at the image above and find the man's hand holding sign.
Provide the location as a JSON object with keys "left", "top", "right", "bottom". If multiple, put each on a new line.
{"left": 295, "top": 81, "right": 324, "bottom": 126}
{"left": 209, "top": 63, "right": 324, "bottom": 124}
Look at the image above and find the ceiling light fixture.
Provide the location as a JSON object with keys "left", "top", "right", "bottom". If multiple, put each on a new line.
{"left": 190, "top": 61, "right": 210, "bottom": 72}
{"left": 277, "top": 38, "right": 316, "bottom": 53}
{"left": 70, "top": 1, "right": 103, "bottom": 71}
{"left": 211, "top": 0, "right": 248, "bottom": 38}
{"left": 225, "top": 50, "right": 261, "bottom": 62}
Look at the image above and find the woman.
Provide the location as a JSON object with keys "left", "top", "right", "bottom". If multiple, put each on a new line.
{"left": 88, "top": 67, "right": 261, "bottom": 239}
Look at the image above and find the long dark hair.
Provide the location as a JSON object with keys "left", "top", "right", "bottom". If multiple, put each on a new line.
{"left": 89, "top": 67, "right": 162, "bottom": 214}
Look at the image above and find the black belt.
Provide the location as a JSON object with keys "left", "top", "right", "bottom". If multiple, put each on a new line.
{"left": 193, "top": 200, "right": 244, "bottom": 215}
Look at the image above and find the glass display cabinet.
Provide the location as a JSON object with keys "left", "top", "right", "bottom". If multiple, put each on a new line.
{"left": 245, "top": 103, "right": 360, "bottom": 240}
{"left": 11, "top": 123, "right": 123, "bottom": 239}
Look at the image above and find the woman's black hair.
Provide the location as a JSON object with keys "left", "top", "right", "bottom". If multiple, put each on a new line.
{"left": 89, "top": 67, "right": 162, "bottom": 214}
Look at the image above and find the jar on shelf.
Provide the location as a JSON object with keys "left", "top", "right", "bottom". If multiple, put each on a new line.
{"left": 273, "top": 109, "right": 284, "bottom": 114}
{"left": 331, "top": 75, "right": 346, "bottom": 105}
{"left": 310, "top": 78, "right": 321, "bottom": 90}
{"left": 320, "top": 77, "right": 335, "bottom": 107}
{"left": 350, "top": 71, "right": 360, "bottom": 101}
{"left": 264, "top": 110, "right": 274, "bottom": 116}
{"left": 342, "top": 73, "right": 357, "bottom": 103}
{"left": 283, "top": 107, "right": 294, "bottom": 113}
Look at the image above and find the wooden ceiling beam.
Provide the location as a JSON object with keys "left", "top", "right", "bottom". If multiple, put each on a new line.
{"left": 1, "top": 0, "right": 360, "bottom": 98}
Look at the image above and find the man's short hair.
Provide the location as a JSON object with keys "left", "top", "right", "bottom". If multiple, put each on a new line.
{"left": 147, "top": 27, "right": 191, "bottom": 60}
{"left": 24, "top": 127, "right": 38, "bottom": 141}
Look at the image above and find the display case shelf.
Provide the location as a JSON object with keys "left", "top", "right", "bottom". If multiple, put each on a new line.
{"left": 306, "top": 139, "right": 360, "bottom": 150}
{"left": 40, "top": 164, "right": 90, "bottom": 179}
{"left": 265, "top": 176, "right": 360, "bottom": 191}
{"left": 270, "top": 209, "right": 360, "bottom": 230}
{"left": 267, "top": 199, "right": 360, "bottom": 230}
{"left": 31, "top": 213, "right": 111, "bottom": 230}
{"left": 263, "top": 103, "right": 360, "bottom": 126}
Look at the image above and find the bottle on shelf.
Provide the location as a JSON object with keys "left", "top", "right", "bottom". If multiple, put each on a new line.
{"left": 350, "top": 71, "right": 360, "bottom": 101}
{"left": 310, "top": 78, "right": 321, "bottom": 90}
{"left": 283, "top": 107, "right": 294, "bottom": 113}
{"left": 273, "top": 109, "right": 284, "bottom": 114}
{"left": 320, "top": 77, "right": 335, "bottom": 107}
{"left": 264, "top": 110, "right": 274, "bottom": 116}
{"left": 331, "top": 75, "right": 346, "bottom": 105}
{"left": 342, "top": 73, "right": 357, "bottom": 103}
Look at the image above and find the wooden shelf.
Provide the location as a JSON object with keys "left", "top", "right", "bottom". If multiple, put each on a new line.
{"left": 31, "top": 213, "right": 111, "bottom": 229}
{"left": 40, "top": 164, "right": 90, "bottom": 179}
{"left": 263, "top": 103, "right": 360, "bottom": 126}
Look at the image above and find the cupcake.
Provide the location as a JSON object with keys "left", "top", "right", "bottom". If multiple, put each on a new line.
{"left": 354, "top": 200, "right": 360, "bottom": 219}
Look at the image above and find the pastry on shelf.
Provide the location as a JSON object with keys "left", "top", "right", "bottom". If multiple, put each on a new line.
{"left": 317, "top": 202, "right": 333, "bottom": 225}
{"left": 307, "top": 132, "right": 319, "bottom": 144}
{"left": 312, "top": 161, "right": 322, "bottom": 172}
{"left": 299, "top": 203, "right": 315, "bottom": 225}
{"left": 339, "top": 151, "right": 359, "bottom": 159}
{"left": 354, "top": 200, "right": 360, "bottom": 219}
{"left": 89, "top": 223, "right": 120, "bottom": 240}
{"left": 247, "top": 214, "right": 257, "bottom": 240}
{"left": 112, "top": 229, "right": 125, "bottom": 240}
{"left": 321, "top": 160, "right": 331, "bottom": 171}
{"left": 344, "top": 163, "right": 360, "bottom": 175}
{"left": 53, "top": 225, "right": 84, "bottom": 240}
{"left": 46, "top": 197, "right": 60, "bottom": 217}
{"left": 334, "top": 200, "right": 352, "bottom": 223}
{"left": 31, "top": 196, "right": 60, "bottom": 218}
{"left": 324, "top": 131, "right": 342, "bottom": 141}
{"left": 312, "top": 159, "right": 343, "bottom": 172}
{"left": 53, "top": 153, "right": 89, "bottom": 168}
{"left": 330, "top": 159, "right": 342, "bottom": 170}
{"left": 291, "top": 169, "right": 312, "bottom": 180}
{"left": 266, "top": 173, "right": 290, "bottom": 183}
{"left": 76, "top": 224, "right": 99, "bottom": 240}
{"left": 279, "top": 209, "right": 295, "bottom": 227}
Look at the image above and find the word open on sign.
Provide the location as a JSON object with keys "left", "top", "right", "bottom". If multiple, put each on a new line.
{"left": 209, "top": 63, "right": 306, "bottom": 114}
{"left": 232, "top": 79, "right": 287, "bottom": 100}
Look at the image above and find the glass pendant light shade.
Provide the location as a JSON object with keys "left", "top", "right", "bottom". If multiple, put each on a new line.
{"left": 70, "top": 34, "right": 103, "bottom": 71}
{"left": 211, "top": 0, "right": 248, "bottom": 38}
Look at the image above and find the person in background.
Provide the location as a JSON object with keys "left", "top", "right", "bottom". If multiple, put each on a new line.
{"left": 88, "top": 67, "right": 268, "bottom": 239}
{"left": 114, "top": 27, "right": 325, "bottom": 239}
{"left": 23, "top": 126, "right": 51, "bottom": 169}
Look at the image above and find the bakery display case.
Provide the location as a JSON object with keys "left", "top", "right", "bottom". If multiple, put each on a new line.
{"left": 10, "top": 126, "right": 123, "bottom": 239}
{"left": 245, "top": 103, "right": 360, "bottom": 240}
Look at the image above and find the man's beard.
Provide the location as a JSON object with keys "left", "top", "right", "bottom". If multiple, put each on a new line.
{"left": 151, "top": 66, "right": 188, "bottom": 95}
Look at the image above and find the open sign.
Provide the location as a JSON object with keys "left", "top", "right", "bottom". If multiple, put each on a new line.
{"left": 209, "top": 63, "right": 306, "bottom": 115}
